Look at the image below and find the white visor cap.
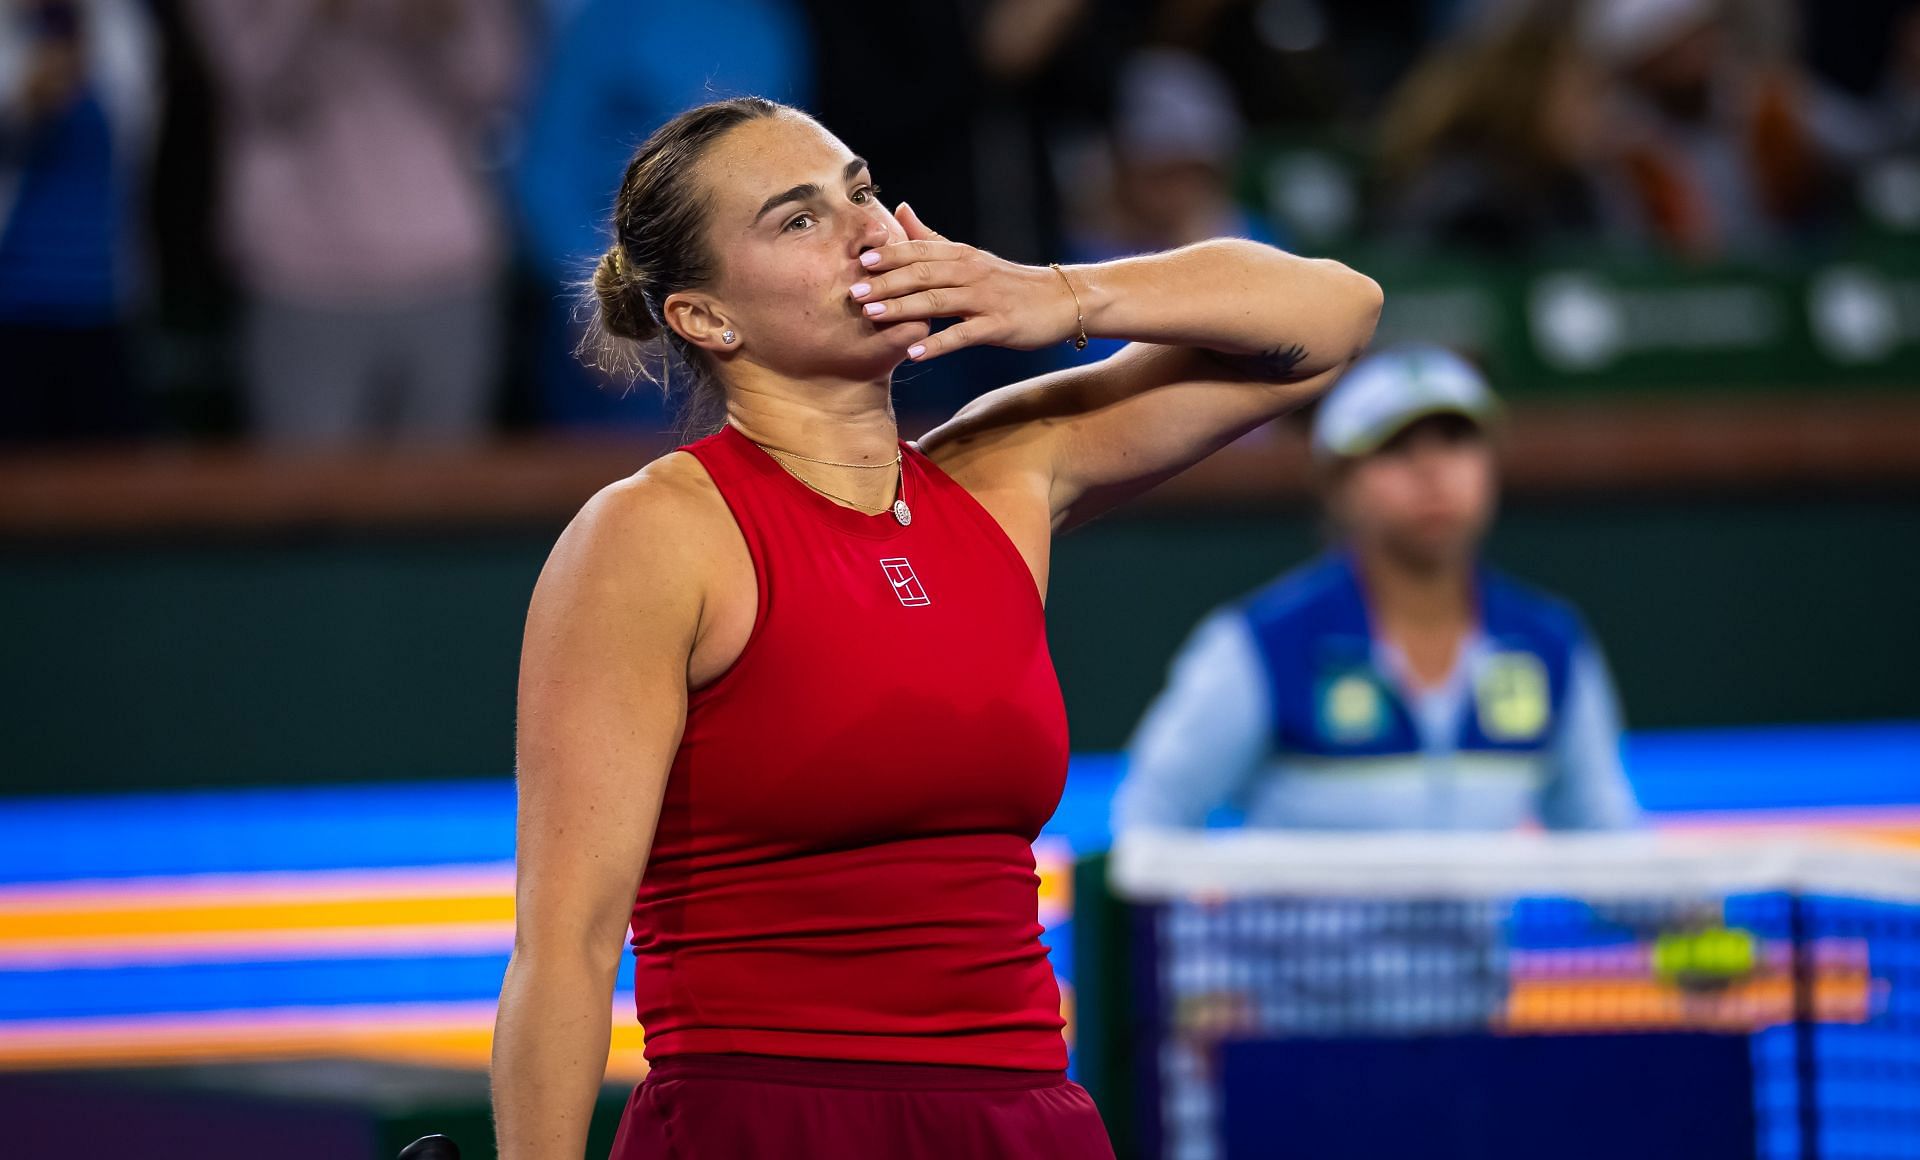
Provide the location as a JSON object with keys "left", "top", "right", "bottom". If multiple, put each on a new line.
{"left": 1310, "top": 345, "right": 1501, "bottom": 461}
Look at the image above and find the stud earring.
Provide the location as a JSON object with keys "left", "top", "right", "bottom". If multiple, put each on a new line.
{"left": 721, "top": 330, "right": 736, "bottom": 345}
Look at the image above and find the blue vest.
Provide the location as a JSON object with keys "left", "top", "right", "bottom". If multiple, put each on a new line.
{"left": 1238, "top": 551, "right": 1585, "bottom": 760}
{"left": 0, "top": 89, "right": 120, "bottom": 324}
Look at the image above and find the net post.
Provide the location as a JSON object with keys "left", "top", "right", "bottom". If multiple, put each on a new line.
{"left": 1072, "top": 849, "right": 1141, "bottom": 1159}
{"left": 1787, "top": 889, "right": 1821, "bottom": 1160}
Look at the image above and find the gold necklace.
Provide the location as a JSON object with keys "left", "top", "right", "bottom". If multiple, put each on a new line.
{"left": 763, "top": 449, "right": 913, "bottom": 526}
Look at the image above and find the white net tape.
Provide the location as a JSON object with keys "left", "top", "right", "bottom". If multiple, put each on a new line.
{"left": 1110, "top": 828, "right": 1920, "bottom": 904}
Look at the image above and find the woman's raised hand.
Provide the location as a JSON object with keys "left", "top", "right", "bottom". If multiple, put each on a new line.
{"left": 852, "top": 203, "right": 1081, "bottom": 362}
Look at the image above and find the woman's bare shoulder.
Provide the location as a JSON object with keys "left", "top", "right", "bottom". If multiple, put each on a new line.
{"left": 591, "top": 449, "right": 731, "bottom": 533}
{"left": 539, "top": 449, "right": 733, "bottom": 606}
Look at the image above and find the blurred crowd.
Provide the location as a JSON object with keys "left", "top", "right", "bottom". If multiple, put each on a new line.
{"left": 2, "top": 0, "right": 1917, "bottom": 449}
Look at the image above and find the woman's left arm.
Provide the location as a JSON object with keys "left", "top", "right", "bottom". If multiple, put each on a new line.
{"left": 888, "top": 210, "right": 1383, "bottom": 530}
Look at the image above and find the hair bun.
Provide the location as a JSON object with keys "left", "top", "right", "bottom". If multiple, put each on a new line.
{"left": 591, "top": 246, "right": 661, "bottom": 344}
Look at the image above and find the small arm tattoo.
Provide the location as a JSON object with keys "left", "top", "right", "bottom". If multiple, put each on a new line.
{"left": 1204, "top": 342, "right": 1309, "bottom": 380}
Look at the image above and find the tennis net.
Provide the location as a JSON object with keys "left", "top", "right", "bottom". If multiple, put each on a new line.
{"left": 1074, "top": 830, "right": 1920, "bottom": 1160}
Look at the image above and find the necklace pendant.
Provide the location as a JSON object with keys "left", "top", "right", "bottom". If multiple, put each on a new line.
{"left": 892, "top": 498, "right": 912, "bottom": 526}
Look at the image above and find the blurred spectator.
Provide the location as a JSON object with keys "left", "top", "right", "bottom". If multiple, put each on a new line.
{"left": 1146, "top": 0, "right": 1446, "bottom": 128}
{"left": 1376, "top": 0, "right": 1640, "bottom": 255}
{"left": 1061, "top": 48, "right": 1281, "bottom": 364}
{"left": 1795, "top": 2, "right": 1920, "bottom": 233}
{"left": 1074, "top": 49, "right": 1281, "bottom": 254}
{"left": 188, "top": 0, "right": 523, "bottom": 449}
{"left": 0, "top": 0, "right": 159, "bottom": 445}
{"left": 1587, "top": 0, "right": 1842, "bottom": 259}
{"left": 1113, "top": 346, "right": 1641, "bottom": 835}
{"left": 512, "top": 0, "right": 809, "bottom": 433}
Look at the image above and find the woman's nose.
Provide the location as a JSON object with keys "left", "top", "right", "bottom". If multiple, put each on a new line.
{"left": 856, "top": 216, "right": 893, "bottom": 254}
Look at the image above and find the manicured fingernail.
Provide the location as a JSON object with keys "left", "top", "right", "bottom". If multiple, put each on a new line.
{"left": 859, "top": 251, "right": 881, "bottom": 267}
{"left": 908, "top": 343, "right": 926, "bottom": 359}
{"left": 864, "top": 302, "right": 886, "bottom": 317}
{"left": 850, "top": 282, "right": 871, "bottom": 299}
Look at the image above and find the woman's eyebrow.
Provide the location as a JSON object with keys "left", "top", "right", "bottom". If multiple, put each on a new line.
{"left": 751, "top": 157, "right": 870, "bottom": 225}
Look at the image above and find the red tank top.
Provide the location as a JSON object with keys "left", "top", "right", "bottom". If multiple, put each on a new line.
{"left": 627, "top": 421, "right": 1070, "bottom": 1070}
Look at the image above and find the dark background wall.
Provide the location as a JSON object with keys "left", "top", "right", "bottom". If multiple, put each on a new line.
{"left": 3, "top": 492, "right": 1915, "bottom": 796}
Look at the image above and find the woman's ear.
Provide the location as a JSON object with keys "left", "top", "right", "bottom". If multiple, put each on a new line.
{"left": 662, "top": 291, "right": 737, "bottom": 354}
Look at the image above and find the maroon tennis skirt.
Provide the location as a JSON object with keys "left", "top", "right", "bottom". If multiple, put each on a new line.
{"left": 607, "top": 1053, "right": 1116, "bottom": 1159}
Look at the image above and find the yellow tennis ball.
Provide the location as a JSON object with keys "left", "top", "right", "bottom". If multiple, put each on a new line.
{"left": 1653, "top": 928, "right": 1758, "bottom": 984}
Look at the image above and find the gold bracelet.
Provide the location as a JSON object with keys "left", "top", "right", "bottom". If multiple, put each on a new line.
{"left": 1048, "top": 262, "right": 1088, "bottom": 350}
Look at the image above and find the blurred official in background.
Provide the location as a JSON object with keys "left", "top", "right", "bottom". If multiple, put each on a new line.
{"left": 1110, "top": 348, "right": 1647, "bottom": 1160}
{"left": 1114, "top": 345, "right": 1642, "bottom": 837}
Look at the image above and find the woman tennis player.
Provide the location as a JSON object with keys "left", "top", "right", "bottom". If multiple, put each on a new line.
{"left": 490, "top": 96, "right": 1381, "bottom": 1159}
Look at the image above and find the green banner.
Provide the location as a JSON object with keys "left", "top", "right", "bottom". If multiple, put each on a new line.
{"left": 1239, "top": 132, "right": 1920, "bottom": 394}
{"left": 1358, "top": 252, "right": 1920, "bottom": 394}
